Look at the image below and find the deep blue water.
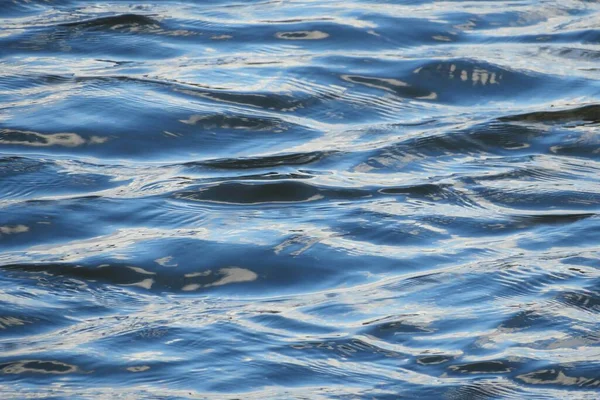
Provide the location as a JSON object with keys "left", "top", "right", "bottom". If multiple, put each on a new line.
{"left": 1, "top": 0, "right": 600, "bottom": 398}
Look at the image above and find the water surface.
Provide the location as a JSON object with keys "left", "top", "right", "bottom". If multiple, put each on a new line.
{"left": 1, "top": 0, "right": 600, "bottom": 398}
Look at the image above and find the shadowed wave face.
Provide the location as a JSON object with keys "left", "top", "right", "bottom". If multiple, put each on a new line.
{"left": 1, "top": 0, "right": 600, "bottom": 398}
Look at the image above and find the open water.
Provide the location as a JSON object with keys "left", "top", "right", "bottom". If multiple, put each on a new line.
{"left": 1, "top": 0, "right": 600, "bottom": 398}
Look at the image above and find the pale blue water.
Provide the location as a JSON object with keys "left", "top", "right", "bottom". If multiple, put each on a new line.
{"left": 1, "top": 1, "right": 600, "bottom": 398}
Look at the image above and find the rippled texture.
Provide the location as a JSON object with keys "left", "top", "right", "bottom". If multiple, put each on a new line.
{"left": 1, "top": 0, "right": 600, "bottom": 398}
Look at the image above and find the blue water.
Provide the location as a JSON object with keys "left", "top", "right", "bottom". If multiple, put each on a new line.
{"left": 1, "top": 1, "right": 600, "bottom": 398}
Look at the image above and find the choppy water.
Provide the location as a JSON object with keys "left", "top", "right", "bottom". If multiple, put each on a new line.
{"left": 1, "top": 0, "right": 600, "bottom": 398}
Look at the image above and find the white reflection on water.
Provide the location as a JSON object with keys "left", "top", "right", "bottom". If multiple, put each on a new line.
{"left": 276, "top": 30, "right": 329, "bottom": 40}
{"left": 0, "top": 129, "right": 106, "bottom": 147}
{"left": 0, "top": 225, "right": 29, "bottom": 235}
{"left": 182, "top": 267, "right": 258, "bottom": 291}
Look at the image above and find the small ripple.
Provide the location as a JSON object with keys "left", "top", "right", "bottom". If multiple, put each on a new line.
{"left": 181, "top": 150, "right": 337, "bottom": 170}
{"left": 500, "top": 104, "right": 600, "bottom": 125}
{"left": 174, "top": 181, "right": 370, "bottom": 205}
{"left": 275, "top": 31, "right": 329, "bottom": 40}
{"left": 0, "top": 359, "right": 79, "bottom": 375}
{"left": 58, "top": 14, "right": 160, "bottom": 30}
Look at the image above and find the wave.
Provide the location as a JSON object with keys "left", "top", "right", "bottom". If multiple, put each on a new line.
{"left": 1, "top": 0, "right": 600, "bottom": 398}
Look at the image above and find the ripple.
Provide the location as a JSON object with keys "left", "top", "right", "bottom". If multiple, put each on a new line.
{"left": 182, "top": 150, "right": 336, "bottom": 170}
{"left": 0, "top": 360, "right": 79, "bottom": 375}
{"left": 276, "top": 31, "right": 329, "bottom": 40}
{"left": 500, "top": 104, "right": 600, "bottom": 125}
{"left": 174, "top": 181, "right": 371, "bottom": 205}
{"left": 1, "top": 0, "right": 600, "bottom": 397}
{"left": 58, "top": 14, "right": 160, "bottom": 30}
{"left": 0, "top": 129, "right": 106, "bottom": 148}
